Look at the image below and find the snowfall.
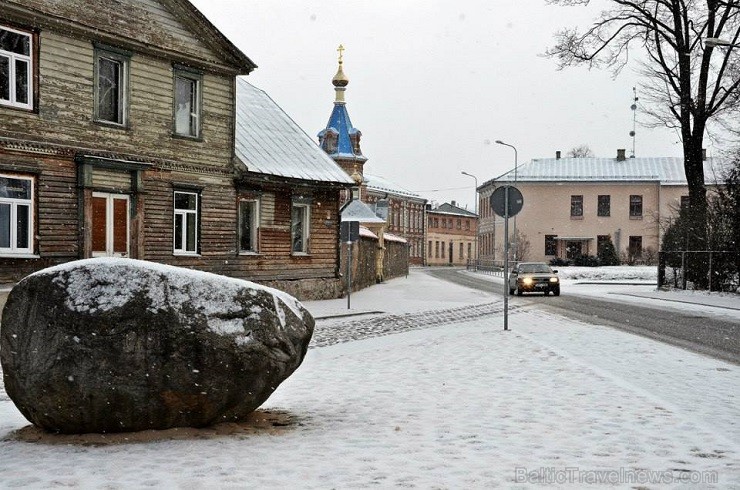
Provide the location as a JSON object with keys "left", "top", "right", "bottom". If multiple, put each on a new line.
{"left": 0, "top": 266, "right": 739, "bottom": 488}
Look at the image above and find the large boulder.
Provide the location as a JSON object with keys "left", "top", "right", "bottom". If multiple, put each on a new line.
{"left": 0, "top": 258, "right": 314, "bottom": 433}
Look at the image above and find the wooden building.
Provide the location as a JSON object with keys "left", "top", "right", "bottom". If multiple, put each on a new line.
{"left": 0, "top": 0, "right": 352, "bottom": 299}
{"left": 232, "top": 79, "right": 354, "bottom": 298}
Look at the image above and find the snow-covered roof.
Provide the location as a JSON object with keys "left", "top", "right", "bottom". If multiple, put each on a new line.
{"left": 429, "top": 202, "right": 477, "bottom": 218}
{"left": 359, "top": 226, "right": 378, "bottom": 239}
{"left": 364, "top": 173, "right": 423, "bottom": 200}
{"left": 490, "top": 157, "right": 727, "bottom": 186}
{"left": 234, "top": 79, "right": 354, "bottom": 185}
{"left": 383, "top": 232, "right": 407, "bottom": 244}
{"left": 340, "top": 199, "right": 386, "bottom": 223}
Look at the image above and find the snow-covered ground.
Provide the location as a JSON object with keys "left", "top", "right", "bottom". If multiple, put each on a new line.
{"left": 0, "top": 268, "right": 738, "bottom": 488}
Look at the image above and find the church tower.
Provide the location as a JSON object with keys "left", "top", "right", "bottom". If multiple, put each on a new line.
{"left": 318, "top": 45, "right": 367, "bottom": 193}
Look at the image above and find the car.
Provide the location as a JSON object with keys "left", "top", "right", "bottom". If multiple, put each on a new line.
{"left": 508, "top": 262, "right": 560, "bottom": 296}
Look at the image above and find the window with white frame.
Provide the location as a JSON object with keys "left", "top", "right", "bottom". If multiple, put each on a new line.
{"left": 94, "top": 48, "right": 129, "bottom": 125}
{"left": 0, "top": 175, "right": 33, "bottom": 254}
{"left": 0, "top": 26, "right": 33, "bottom": 109}
{"left": 291, "top": 203, "right": 310, "bottom": 253}
{"left": 239, "top": 199, "right": 259, "bottom": 253}
{"left": 174, "top": 190, "right": 199, "bottom": 254}
{"left": 173, "top": 69, "right": 201, "bottom": 137}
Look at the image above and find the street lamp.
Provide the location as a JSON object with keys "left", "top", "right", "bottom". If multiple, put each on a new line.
{"left": 461, "top": 171, "right": 479, "bottom": 266}
{"left": 495, "top": 140, "right": 518, "bottom": 183}
{"left": 495, "top": 140, "right": 518, "bottom": 262}
{"left": 706, "top": 37, "right": 740, "bottom": 48}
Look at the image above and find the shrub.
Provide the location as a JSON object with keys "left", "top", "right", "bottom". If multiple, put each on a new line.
{"left": 549, "top": 257, "right": 571, "bottom": 266}
{"left": 597, "top": 237, "right": 620, "bottom": 266}
{"left": 574, "top": 255, "right": 600, "bottom": 267}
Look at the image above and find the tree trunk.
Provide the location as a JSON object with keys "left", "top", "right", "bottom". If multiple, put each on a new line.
{"left": 682, "top": 136, "right": 710, "bottom": 288}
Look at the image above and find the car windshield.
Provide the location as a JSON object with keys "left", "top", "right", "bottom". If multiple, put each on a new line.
{"left": 518, "top": 264, "right": 552, "bottom": 273}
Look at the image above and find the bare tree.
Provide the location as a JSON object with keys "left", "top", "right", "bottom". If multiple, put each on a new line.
{"left": 512, "top": 230, "right": 531, "bottom": 262}
{"left": 546, "top": 0, "right": 740, "bottom": 250}
{"left": 567, "top": 144, "right": 595, "bottom": 157}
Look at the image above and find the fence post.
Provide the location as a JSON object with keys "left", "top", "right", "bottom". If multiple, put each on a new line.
{"left": 708, "top": 251, "right": 713, "bottom": 292}
{"left": 657, "top": 252, "right": 665, "bottom": 288}
{"left": 681, "top": 251, "right": 687, "bottom": 290}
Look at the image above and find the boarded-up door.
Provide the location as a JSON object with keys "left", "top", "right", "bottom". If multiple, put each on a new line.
{"left": 92, "top": 192, "right": 129, "bottom": 257}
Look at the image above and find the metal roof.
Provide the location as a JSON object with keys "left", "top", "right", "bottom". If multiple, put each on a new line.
{"left": 340, "top": 199, "right": 386, "bottom": 223}
{"left": 489, "top": 157, "right": 726, "bottom": 186}
{"left": 364, "top": 173, "right": 424, "bottom": 200}
{"left": 318, "top": 102, "right": 367, "bottom": 162}
{"left": 234, "top": 79, "right": 355, "bottom": 185}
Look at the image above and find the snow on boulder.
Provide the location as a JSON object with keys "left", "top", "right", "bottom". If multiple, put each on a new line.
{"left": 0, "top": 258, "right": 314, "bottom": 434}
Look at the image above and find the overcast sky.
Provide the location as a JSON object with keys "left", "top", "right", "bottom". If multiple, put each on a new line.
{"left": 190, "top": 0, "right": 690, "bottom": 210}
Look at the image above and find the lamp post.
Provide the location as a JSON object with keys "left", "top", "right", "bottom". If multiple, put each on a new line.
{"left": 461, "top": 171, "right": 479, "bottom": 267}
{"left": 706, "top": 37, "right": 740, "bottom": 48}
{"left": 495, "top": 140, "right": 518, "bottom": 263}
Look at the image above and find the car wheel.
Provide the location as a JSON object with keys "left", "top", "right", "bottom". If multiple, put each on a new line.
{"left": 544, "top": 290, "right": 549, "bottom": 296}
{"left": 553, "top": 287, "right": 560, "bottom": 296}
{"left": 509, "top": 288, "right": 515, "bottom": 295}
{"left": 516, "top": 288, "right": 523, "bottom": 296}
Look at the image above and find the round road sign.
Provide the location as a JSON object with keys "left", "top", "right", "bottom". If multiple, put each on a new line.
{"left": 490, "top": 185, "right": 524, "bottom": 218}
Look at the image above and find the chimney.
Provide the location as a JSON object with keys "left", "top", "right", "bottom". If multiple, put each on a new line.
{"left": 616, "top": 149, "right": 626, "bottom": 161}
{"left": 702, "top": 148, "right": 707, "bottom": 161}
{"left": 451, "top": 200, "right": 456, "bottom": 207}
{"left": 556, "top": 150, "right": 561, "bottom": 159}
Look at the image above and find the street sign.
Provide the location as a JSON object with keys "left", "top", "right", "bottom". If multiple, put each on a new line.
{"left": 340, "top": 221, "right": 360, "bottom": 243}
{"left": 489, "top": 185, "right": 524, "bottom": 332}
{"left": 490, "top": 185, "right": 524, "bottom": 218}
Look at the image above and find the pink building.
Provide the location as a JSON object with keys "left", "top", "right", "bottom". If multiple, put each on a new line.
{"left": 477, "top": 150, "right": 726, "bottom": 264}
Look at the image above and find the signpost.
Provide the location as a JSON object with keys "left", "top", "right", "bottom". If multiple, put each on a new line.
{"left": 340, "top": 221, "right": 360, "bottom": 309}
{"left": 489, "top": 185, "right": 524, "bottom": 331}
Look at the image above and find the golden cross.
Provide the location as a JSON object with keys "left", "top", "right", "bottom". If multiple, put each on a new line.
{"left": 337, "top": 44, "right": 345, "bottom": 63}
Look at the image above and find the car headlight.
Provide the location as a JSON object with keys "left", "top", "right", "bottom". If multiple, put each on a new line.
{"left": 522, "top": 277, "right": 533, "bottom": 285}
{"left": 550, "top": 277, "right": 559, "bottom": 283}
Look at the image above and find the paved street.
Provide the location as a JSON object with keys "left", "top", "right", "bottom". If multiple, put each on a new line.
{"left": 426, "top": 267, "right": 740, "bottom": 365}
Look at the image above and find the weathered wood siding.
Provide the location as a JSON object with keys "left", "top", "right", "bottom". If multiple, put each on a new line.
{"left": 0, "top": 30, "right": 235, "bottom": 171}
{"left": 0, "top": 151, "right": 78, "bottom": 283}
{"left": 0, "top": 5, "right": 346, "bottom": 299}
{"left": 341, "top": 235, "right": 409, "bottom": 294}
{"left": 6, "top": 0, "right": 225, "bottom": 66}
{"left": 233, "top": 187, "right": 342, "bottom": 282}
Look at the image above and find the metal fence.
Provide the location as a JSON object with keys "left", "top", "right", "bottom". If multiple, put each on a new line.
{"left": 658, "top": 250, "right": 739, "bottom": 292}
{"left": 466, "top": 259, "right": 516, "bottom": 277}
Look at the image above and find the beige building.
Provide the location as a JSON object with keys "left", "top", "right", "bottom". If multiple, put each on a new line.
{"left": 426, "top": 202, "right": 478, "bottom": 266}
{"left": 477, "top": 151, "right": 726, "bottom": 264}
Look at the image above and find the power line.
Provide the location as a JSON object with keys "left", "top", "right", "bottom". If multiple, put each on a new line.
{"left": 411, "top": 186, "right": 471, "bottom": 193}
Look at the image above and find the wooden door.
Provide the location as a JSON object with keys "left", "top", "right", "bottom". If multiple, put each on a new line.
{"left": 92, "top": 192, "right": 129, "bottom": 257}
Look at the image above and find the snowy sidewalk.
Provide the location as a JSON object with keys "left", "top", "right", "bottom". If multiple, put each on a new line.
{"left": 0, "top": 270, "right": 738, "bottom": 488}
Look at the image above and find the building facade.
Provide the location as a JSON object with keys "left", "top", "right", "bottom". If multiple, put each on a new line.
{"left": 426, "top": 201, "right": 478, "bottom": 266}
{"left": 477, "top": 151, "right": 726, "bottom": 264}
{"left": 364, "top": 174, "right": 427, "bottom": 266}
{"left": 0, "top": 0, "right": 352, "bottom": 299}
